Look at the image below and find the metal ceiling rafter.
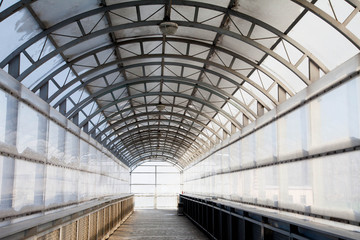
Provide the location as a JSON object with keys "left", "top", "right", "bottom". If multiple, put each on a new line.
{"left": 123, "top": 147, "right": 188, "bottom": 163}
{"left": 117, "top": 135, "right": 200, "bottom": 154}
{"left": 111, "top": 126, "right": 205, "bottom": 149}
{"left": 118, "top": 143, "right": 198, "bottom": 164}
{"left": 98, "top": 112, "right": 221, "bottom": 144}
{"left": 121, "top": 142, "right": 190, "bottom": 157}
{"left": 100, "top": 0, "right": 137, "bottom": 136}
{"left": 66, "top": 90, "right": 242, "bottom": 131}
{"left": 106, "top": 123, "right": 212, "bottom": 152}
{"left": 123, "top": 147, "right": 190, "bottom": 164}
{"left": 126, "top": 151, "right": 183, "bottom": 163}
{"left": 114, "top": 131, "right": 201, "bottom": 152}
{"left": 118, "top": 138, "right": 198, "bottom": 163}
{"left": 0, "top": 0, "right": 328, "bottom": 75}
{"left": 85, "top": 96, "right": 229, "bottom": 139}
{"left": 107, "top": 124, "right": 211, "bottom": 152}
{"left": 127, "top": 151, "right": 191, "bottom": 164}
{"left": 89, "top": 103, "right": 225, "bottom": 139}
{"left": 111, "top": 131, "right": 207, "bottom": 161}
{"left": 50, "top": 55, "right": 275, "bottom": 114}
{"left": 12, "top": 19, "right": 311, "bottom": 90}
{"left": 182, "top": 0, "right": 236, "bottom": 142}
{"left": 23, "top": 3, "right": 107, "bottom": 130}
{"left": 30, "top": 37, "right": 293, "bottom": 103}
{"left": 120, "top": 142, "right": 195, "bottom": 162}
{"left": 45, "top": 59, "right": 273, "bottom": 116}
{"left": 105, "top": 125, "right": 211, "bottom": 155}
{"left": 61, "top": 74, "right": 257, "bottom": 120}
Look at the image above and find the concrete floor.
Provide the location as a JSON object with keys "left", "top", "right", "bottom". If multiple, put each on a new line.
{"left": 109, "top": 209, "right": 209, "bottom": 240}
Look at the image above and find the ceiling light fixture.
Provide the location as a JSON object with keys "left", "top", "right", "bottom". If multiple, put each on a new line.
{"left": 156, "top": 102, "right": 166, "bottom": 111}
{"left": 159, "top": 21, "right": 178, "bottom": 35}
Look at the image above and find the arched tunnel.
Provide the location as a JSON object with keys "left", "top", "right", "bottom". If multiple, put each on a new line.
{"left": 0, "top": 0, "right": 360, "bottom": 239}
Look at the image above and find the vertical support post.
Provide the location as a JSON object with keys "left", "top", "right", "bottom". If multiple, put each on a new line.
{"left": 83, "top": 122, "right": 89, "bottom": 133}
{"left": 154, "top": 166, "right": 157, "bottom": 209}
{"left": 8, "top": 55, "right": 20, "bottom": 79}
{"left": 243, "top": 115, "right": 249, "bottom": 126}
{"left": 1, "top": 94, "right": 18, "bottom": 209}
{"left": 231, "top": 123, "right": 236, "bottom": 134}
{"left": 257, "top": 102, "right": 264, "bottom": 117}
{"left": 35, "top": 103, "right": 47, "bottom": 207}
{"left": 59, "top": 100, "right": 66, "bottom": 116}
{"left": 278, "top": 85, "right": 286, "bottom": 103}
{"left": 309, "top": 60, "right": 320, "bottom": 82}
{"left": 73, "top": 113, "right": 79, "bottom": 126}
{"left": 222, "top": 129, "right": 228, "bottom": 140}
{"left": 39, "top": 82, "right": 49, "bottom": 101}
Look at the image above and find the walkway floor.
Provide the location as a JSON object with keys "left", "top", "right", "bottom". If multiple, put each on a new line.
{"left": 109, "top": 209, "right": 209, "bottom": 240}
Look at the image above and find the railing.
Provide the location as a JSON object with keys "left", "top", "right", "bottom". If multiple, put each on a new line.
{"left": 0, "top": 195, "right": 134, "bottom": 240}
{"left": 180, "top": 194, "right": 360, "bottom": 240}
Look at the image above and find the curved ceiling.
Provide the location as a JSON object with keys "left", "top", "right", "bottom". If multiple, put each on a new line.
{"left": 0, "top": 0, "right": 359, "bottom": 168}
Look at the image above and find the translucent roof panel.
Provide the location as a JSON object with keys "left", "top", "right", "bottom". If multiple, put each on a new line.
{"left": 288, "top": 11, "right": 359, "bottom": 70}
{"left": 1, "top": 0, "right": 359, "bottom": 168}
{"left": 0, "top": 8, "right": 42, "bottom": 61}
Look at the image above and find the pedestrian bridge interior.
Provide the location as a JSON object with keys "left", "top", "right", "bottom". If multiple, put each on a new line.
{"left": 0, "top": 0, "right": 360, "bottom": 239}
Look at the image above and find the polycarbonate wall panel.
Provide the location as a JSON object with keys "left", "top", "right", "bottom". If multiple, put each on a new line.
{"left": 183, "top": 75, "right": 360, "bottom": 222}
{"left": 0, "top": 84, "right": 130, "bottom": 219}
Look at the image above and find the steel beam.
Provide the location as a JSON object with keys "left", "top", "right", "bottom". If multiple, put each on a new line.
{"left": 32, "top": 37, "right": 291, "bottom": 104}
{"left": 118, "top": 136, "right": 198, "bottom": 155}
{"left": 99, "top": 112, "right": 220, "bottom": 144}
{"left": 89, "top": 103, "right": 224, "bottom": 138}
{"left": 68, "top": 90, "right": 242, "bottom": 130}
{"left": 49, "top": 55, "right": 276, "bottom": 113}
{"left": 108, "top": 124, "right": 210, "bottom": 151}
{"left": 0, "top": 0, "right": 328, "bottom": 76}
{"left": 112, "top": 130, "right": 208, "bottom": 156}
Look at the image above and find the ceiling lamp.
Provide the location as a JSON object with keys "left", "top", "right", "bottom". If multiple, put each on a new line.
{"left": 159, "top": 21, "right": 178, "bottom": 35}
{"left": 156, "top": 102, "right": 166, "bottom": 111}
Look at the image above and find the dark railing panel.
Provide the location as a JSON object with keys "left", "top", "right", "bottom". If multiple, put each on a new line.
{"left": 180, "top": 194, "right": 360, "bottom": 240}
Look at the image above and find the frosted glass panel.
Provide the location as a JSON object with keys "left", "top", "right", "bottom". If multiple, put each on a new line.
{"left": 45, "top": 165, "right": 64, "bottom": 207}
{"left": 157, "top": 173, "right": 180, "bottom": 185}
{"left": 255, "top": 122, "right": 277, "bottom": 164}
{"left": 79, "top": 139, "right": 89, "bottom": 170}
{"left": 48, "top": 121, "right": 65, "bottom": 163}
{"left": 13, "top": 159, "right": 41, "bottom": 211}
{"left": 131, "top": 185, "right": 155, "bottom": 194}
{"left": 241, "top": 134, "right": 255, "bottom": 168}
{"left": 311, "top": 152, "right": 360, "bottom": 220}
{"left": 0, "top": 91, "right": 8, "bottom": 143}
{"left": 229, "top": 140, "right": 240, "bottom": 170}
{"left": 132, "top": 173, "right": 155, "bottom": 184}
{"left": 309, "top": 78, "right": 360, "bottom": 154}
{"left": 135, "top": 196, "right": 154, "bottom": 208}
{"left": 64, "top": 132, "right": 79, "bottom": 165}
{"left": 157, "top": 185, "right": 180, "bottom": 194}
{"left": 17, "top": 103, "right": 48, "bottom": 155}
{"left": 183, "top": 75, "right": 360, "bottom": 222}
{"left": 0, "top": 157, "right": 15, "bottom": 213}
{"left": 277, "top": 105, "right": 308, "bottom": 160}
